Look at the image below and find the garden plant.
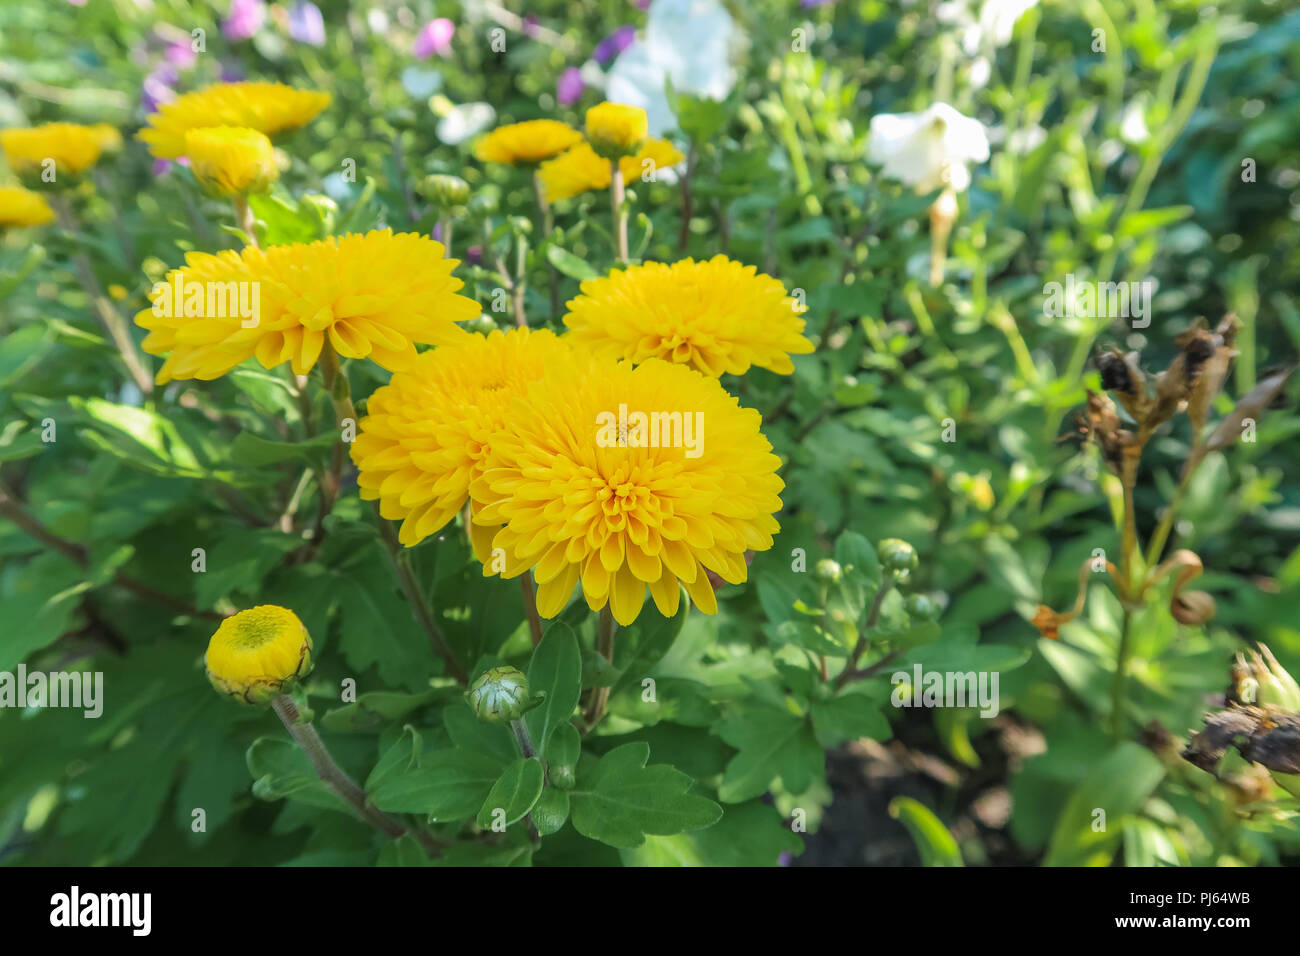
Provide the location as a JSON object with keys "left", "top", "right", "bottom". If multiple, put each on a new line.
{"left": 0, "top": 0, "right": 1298, "bottom": 876}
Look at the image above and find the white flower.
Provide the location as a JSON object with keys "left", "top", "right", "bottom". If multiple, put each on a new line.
{"left": 959, "top": 0, "right": 1039, "bottom": 55}
{"left": 1119, "top": 100, "right": 1150, "bottom": 145}
{"left": 436, "top": 102, "right": 495, "bottom": 145}
{"left": 605, "top": 0, "right": 737, "bottom": 137}
{"left": 867, "top": 102, "right": 991, "bottom": 193}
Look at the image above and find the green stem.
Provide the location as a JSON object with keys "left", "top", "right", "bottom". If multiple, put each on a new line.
{"left": 1110, "top": 609, "right": 1133, "bottom": 738}
{"left": 270, "top": 693, "right": 442, "bottom": 856}
{"left": 609, "top": 161, "right": 628, "bottom": 263}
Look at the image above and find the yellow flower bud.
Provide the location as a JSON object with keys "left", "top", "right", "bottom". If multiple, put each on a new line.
{"left": 184, "top": 126, "right": 279, "bottom": 197}
{"left": 205, "top": 605, "right": 313, "bottom": 705}
{"left": 584, "top": 102, "right": 648, "bottom": 160}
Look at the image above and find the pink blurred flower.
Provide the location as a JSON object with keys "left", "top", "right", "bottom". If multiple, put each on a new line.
{"left": 164, "top": 41, "right": 197, "bottom": 69}
{"left": 557, "top": 67, "right": 584, "bottom": 107}
{"left": 223, "top": 0, "right": 267, "bottom": 41}
{"left": 413, "top": 18, "right": 454, "bottom": 59}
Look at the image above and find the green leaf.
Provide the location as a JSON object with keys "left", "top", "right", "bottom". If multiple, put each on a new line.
{"left": 229, "top": 430, "right": 338, "bottom": 467}
{"left": 322, "top": 690, "right": 438, "bottom": 734}
{"left": 715, "top": 704, "right": 824, "bottom": 803}
{"left": 525, "top": 622, "right": 582, "bottom": 754}
{"left": 365, "top": 726, "right": 422, "bottom": 793}
{"left": 1116, "top": 205, "right": 1193, "bottom": 239}
{"left": 546, "top": 246, "right": 600, "bottom": 281}
{"left": 246, "top": 738, "right": 350, "bottom": 814}
{"left": 810, "top": 687, "right": 893, "bottom": 748}
{"left": 609, "top": 600, "right": 689, "bottom": 698}
{"left": 545, "top": 721, "right": 581, "bottom": 768}
{"left": 834, "top": 531, "right": 882, "bottom": 587}
{"left": 333, "top": 551, "right": 440, "bottom": 690}
{"left": 889, "top": 797, "right": 963, "bottom": 866}
{"left": 570, "top": 742, "right": 722, "bottom": 848}
{"left": 443, "top": 703, "right": 518, "bottom": 767}
{"left": 532, "top": 787, "right": 570, "bottom": 836}
{"left": 1043, "top": 742, "right": 1166, "bottom": 867}
{"left": 476, "top": 757, "right": 545, "bottom": 829}
{"left": 368, "top": 748, "right": 502, "bottom": 822}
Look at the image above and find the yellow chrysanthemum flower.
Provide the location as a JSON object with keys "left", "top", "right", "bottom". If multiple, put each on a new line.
{"left": 205, "top": 605, "right": 313, "bottom": 705}
{"left": 0, "top": 123, "right": 106, "bottom": 178}
{"left": 474, "top": 119, "right": 583, "bottom": 166}
{"left": 538, "top": 138, "right": 684, "bottom": 203}
{"left": 138, "top": 81, "right": 331, "bottom": 160}
{"left": 0, "top": 186, "right": 55, "bottom": 227}
{"left": 585, "top": 102, "right": 648, "bottom": 158}
{"left": 135, "top": 229, "right": 480, "bottom": 384}
{"left": 471, "top": 355, "right": 784, "bottom": 626}
{"left": 185, "top": 126, "right": 279, "bottom": 196}
{"left": 352, "top": 327, "right": 572, "bottom": 549}
{"left": 91, "top": 123, "right": 123, "bottom": 154}
{"left": 563, "top": 255, "right": 815, "bottom": 376}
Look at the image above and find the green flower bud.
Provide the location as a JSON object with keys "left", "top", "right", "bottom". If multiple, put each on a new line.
{"left": 814, "top": 559, "right": 843, "bottom": 584}
{"left": 466, "top": 313, "right": 498, "bottom": 335}
{"left": 467, "top": 666, "right": 534, "bottom": 723}
{"left": 904, "top": 593, "right": 939, "bottom": 620}
{"left": 878, "top": 538, "right": 918, "bottom": 574}
{"left": 418, "top": 173, "right": 470, "bottom": 209}
{"left": 549, "top": 765, "right": 576, "bottom": 790}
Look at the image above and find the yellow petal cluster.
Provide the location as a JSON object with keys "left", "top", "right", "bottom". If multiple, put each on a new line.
{"left": 134, "top": 229, "right": 480, "bottom": 383}
{"left": 538, "top": 138, "right": 684, "bottom": 203}
{"left": 585, "top": 102, "right": 648, "bottom": 158}
{"left": 563, "top": 255, "right": 815, "bottom": 376}
{"left": 205, "top": 605, "right": 313, "bottom": 705}
{"left": 351, "top": 327, "right": 573, "bottom": 549}
{"left": 0, "top": 123, "right": 107, "bottom": 178}
{"left": 474, "top": 119, "right": 583, "bottom": 166}
{"left": 471, "top": 354, "right": 784, "bottom": 626}
{"left": 185, "top": 126, "right": 279, "bottom": 196}
{"left": 138, "top": 81, "right": 331, "bottom": 160}
{"left": 0, "top": 186, "right": 55, "bottom": 227}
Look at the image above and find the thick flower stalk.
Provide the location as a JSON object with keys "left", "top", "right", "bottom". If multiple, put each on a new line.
{"left": 563, "top": 255, "right": 814, "bottom": 376}
{"left": 138, "top": 81, "right": 331, "bottom": 159}
{"left": 538, "top": 138, "right": 684, "bottom": 203}
{"left": 471, "top": 353, "right": 785, "bottom": 626}
{"left": 134, "top": 229, "right": 480, "bottom": 383}
{"left": 350, "top": 327, "right": 572, "bottom": 550}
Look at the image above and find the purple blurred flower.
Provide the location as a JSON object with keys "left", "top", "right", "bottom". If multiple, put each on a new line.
{"left": 288, "top": 2, "right": 326, "bottom": 47}
{"left": 778, "top": 851, "right": 793, "bottom": 866}
{"left": 152, "top": 158, "right": 173, "bottom": 176}
{"left": 413, "top": 18, "right": 454, "bottom": 59}
{"left": 141, "top": 64, "right": 178, "bottom": 113}
{"left": 66, "top": 0, "right": 88, "bottom": 6}
{"left": 465, "top": 245, "right": 483, "bottom": 266}
{"left": 432, "top": 222, "right": 442, "bottom": 242}
{"left": 220, "top": 62, "right": 246, "bottom": 83}
{"left": 800, "top": 0, "right": 838, "bottom": 6}
{"left": 523, "top": 15, "right": 540, "bottom": 37}
{"left": 593, "top": 26, "right": 636, "bottom": 65}
{"left": 223, "top": 0, "right": 267, "bottom": 41}
{"left": 632, "top": 0, "right": 650, "bottom": 9}
{"left": 557, "top": 67, "right": 584, "bottom": 107}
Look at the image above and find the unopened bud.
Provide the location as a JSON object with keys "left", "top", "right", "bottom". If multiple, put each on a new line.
{"left": 878, "top": 538, "right": 918, "bottom": 573}
{"left": 467, "top": 666, "right": 539, "bottom": 723}
{"left": 418, "top": 173, "right": 470, "bottom": 209}
{"left": 1170, "top": 590, "right": 1215, "bottom": 626}
{"left": 904, "top": 593, "right": 939, "bottom": 620}
{"left": 814, "top": 559, "right": 843, "bottom": 584}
